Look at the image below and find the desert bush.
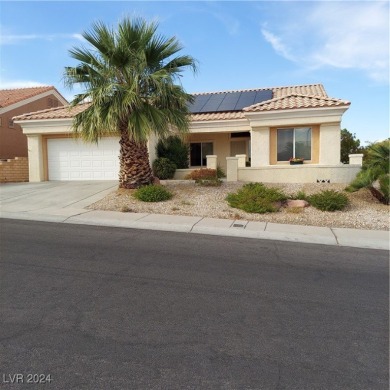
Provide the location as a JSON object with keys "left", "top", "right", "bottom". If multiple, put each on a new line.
{"left": 185, "top": 168, "right": 217, "bottom": 180}
{"left": 156, "top": 135, "right": 189, "bottom": 169}
{"left": 226, "top": 183, "right": 287, "bottom": 214}
{"left": 308, "top": 190, "right": 349, "bottom": 212}
{"left": 152, "top": 157, "right": 177, "bottom": 180}
{"left": 134, "top": 185, "right": 173, "bottom": 202}
{"left": 291, "top": 190, "right": 308, "bottom": 201}
{"left": 216, "top": 165, "right": 226, "bottom": 178}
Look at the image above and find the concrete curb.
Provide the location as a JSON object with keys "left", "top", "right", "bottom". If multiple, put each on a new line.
{"left": 1, "top": 209, "right": 388, "bottom": 251}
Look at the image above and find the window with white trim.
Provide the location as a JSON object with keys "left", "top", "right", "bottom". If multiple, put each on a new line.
{"left": 190, "top": 142, "right": 213, "bottom": 167}
{"left": 277, "top": 127, "right": 311, "bottom": 161}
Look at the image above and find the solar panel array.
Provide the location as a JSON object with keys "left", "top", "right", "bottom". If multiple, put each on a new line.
{"left": 188, "top": 89, "right": 273, "bottom": 113}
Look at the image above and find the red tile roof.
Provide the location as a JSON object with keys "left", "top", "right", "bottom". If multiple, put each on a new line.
{"left": 14, "top": 103, "right": 90, "bottom": 121}
{"left": 0, "top": 86, "right": 61, "bottom": 108}
{"left": 13, "top": 84, "right": 349, "bottom": 122}
{"left": 244, "top": 94, "right": 350, "bottom": 112}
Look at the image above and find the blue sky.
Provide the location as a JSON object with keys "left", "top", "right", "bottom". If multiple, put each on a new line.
{"left": 1, "top": 0, "right": 389, "bottom": 144}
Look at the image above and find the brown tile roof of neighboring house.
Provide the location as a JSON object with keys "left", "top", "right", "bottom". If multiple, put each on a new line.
{"left": 13, "top": 103, "right": 91, "bottom": 121}
{"left": 0, "top": 86, "right": 62, "bottom": 108}
{"left": 244, "top": 94, "right": 350, "bottom": 112}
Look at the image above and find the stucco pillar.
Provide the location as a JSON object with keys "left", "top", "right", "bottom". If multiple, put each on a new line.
{"left": 226, "top": 157, "right": 238, "bottom": 182}
{"left": 236, "top": 154, "right": 246, "bottom": 168}
{"left": 319, "top": 123, "right": 341, "bottom": 165}
{"left": 349, "top": 154, "right": 363, "bottom": 166}
{"left": 250, "top": 127, "right": 269, "bottom": 167}
{"left": 27, "top": 135, "right": 44, "bottom": 182}
{"left": 206, "top": 155, "right": 217, "bottom": 170}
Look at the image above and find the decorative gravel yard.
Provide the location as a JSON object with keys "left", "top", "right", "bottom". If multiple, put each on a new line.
{"left": 88, "top": 181, "right": 389, "bottom": 231}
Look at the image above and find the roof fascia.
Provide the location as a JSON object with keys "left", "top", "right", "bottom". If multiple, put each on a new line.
{"left": 189, "top": 118, "right": 251, "bottom": 133}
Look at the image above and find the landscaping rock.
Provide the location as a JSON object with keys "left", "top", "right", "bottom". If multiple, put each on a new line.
{"left": 286, "top": 199, "right": 309, "bottom": 208}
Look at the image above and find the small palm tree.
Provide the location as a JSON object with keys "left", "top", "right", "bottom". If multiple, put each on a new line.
{"left": 64, "top": 17, "right": 197, "bottom": 188}
{"left": 346, "top": 139, "right": 389, "bottom": 204}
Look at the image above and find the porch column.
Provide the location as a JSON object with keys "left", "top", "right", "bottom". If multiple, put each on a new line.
{"left": 226, "top": 157, "right": 238, "bottom": 182}
{"left": 251, "top": 127, "right": 269, "bottom": 167}
{"left": 236, "top": 154, "right": 246, "bottom": 168}
{"left": 206, "top": 155, "right": 217, "bottom": 170}
{"left": 27, "top": 135, "right": 44, "bottom": 182}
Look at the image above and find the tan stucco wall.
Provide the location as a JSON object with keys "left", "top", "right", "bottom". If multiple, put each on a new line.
{"left": 319, "top": 123, "right": 341, "bottom": 164}
{"left": 251, "top": 127, "right": 269, "bottom": 167}
{"left": 237, "top": 165, "right": 360, "bottom": 184}
{"left": 188, "top": 132, "right": 231, "bottom": 171}
{"left": 27, "top": 135, "right": 44, "bottom": 182}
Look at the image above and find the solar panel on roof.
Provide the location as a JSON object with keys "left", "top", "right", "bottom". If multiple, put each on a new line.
{"left": 188, "top": 89, "right": 273, "bottom": 113}
{"left": 188, "top": 95, "right": 210, "bottom": 113}
{"left": 200, "top": 93, "right": 226, "bottom": 112}
{"left": 254, "top": 90, "right": 273, "bottom": 105}
{"left": 234, "top": 91, "right": 257, "bottom": 110}
{"left": 217, "top": 92, "right": 242, "bottom": 111}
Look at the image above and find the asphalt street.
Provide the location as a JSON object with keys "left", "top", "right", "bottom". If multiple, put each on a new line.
{"left": 0, "top": 219, "right": 388, "bottom": 389}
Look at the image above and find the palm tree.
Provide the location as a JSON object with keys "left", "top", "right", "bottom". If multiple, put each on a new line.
{"left": 346, "top": 139, "right": 389, "bottom": 204}
{"left": 64, "top": 17, "right": 197, "bottom": 188}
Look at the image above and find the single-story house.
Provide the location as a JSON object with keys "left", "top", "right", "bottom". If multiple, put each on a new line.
{"left": 14, "top": 83, "right": 362, "bottom": 183}
{"left": 0, "top": 86, "right": 68, "bottom": 159}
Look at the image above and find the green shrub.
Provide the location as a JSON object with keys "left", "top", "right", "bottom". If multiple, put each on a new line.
{"left": 152, "top": 157, "right": 176, "bottom": 180}
{"left": 134, "top": 185, "right": 173, "bottom": 202}
{"left": 226, "top": 183, "right": 287, "bottom": 214}
{"left": 379, "top": 174, "right": 389, "bottom": 203}
{"left": 308, "top": 190, "right": 349, "bottom": 211}
{"left": 156, "top": 136, "right": 189, "bottom": 169}
{"left": 291, "top": 190, "right": 308, "bottom": 200}
{"left": 216, "top": 165, "right": 226, "bottom": 178}
{"left": 196, "top": 178, "right": 222, "bottom": 187}
{"left": 346, "top": 167, "right": 381, "bottom": 192}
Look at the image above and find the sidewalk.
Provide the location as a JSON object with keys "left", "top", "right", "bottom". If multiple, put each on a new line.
{"left": 1, "top": 207, "right": 388, "bottom": 250}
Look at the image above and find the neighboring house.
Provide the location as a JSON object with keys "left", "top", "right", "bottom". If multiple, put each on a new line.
{"left": 0, "top": 86, "right": 68, "bottom": 159}
{"left": 14, "top": 83, "right": 362, "bottom": 183}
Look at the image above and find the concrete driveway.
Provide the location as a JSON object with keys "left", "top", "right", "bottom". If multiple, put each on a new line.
{"left": 0, "top": 181, "right": 117, "bottom": 220}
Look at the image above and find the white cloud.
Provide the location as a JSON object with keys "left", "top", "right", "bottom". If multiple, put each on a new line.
{"left": 0, "top": 80, "right": 47, "bottom": 89}
{"left": 261, "top": 1, "right": 389, "bottom": 83}
{"left": 0, "top": 33, "right": 85, "bottom": 45}
{"left": 261, "top": 29, "right": 295, "bottom": 62}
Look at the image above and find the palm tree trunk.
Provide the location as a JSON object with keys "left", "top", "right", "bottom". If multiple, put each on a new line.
{"left": 119, "top": 131, "right": 154, "bottom": 189}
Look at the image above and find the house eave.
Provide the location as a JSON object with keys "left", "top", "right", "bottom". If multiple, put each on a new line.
{"left": 189, "top": 118, "right": 251, "bottom": 133}
{"left": 244, "top": 106, "right": 350, "bottom": 127}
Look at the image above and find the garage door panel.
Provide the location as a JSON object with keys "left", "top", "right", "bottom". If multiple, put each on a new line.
{"left": 47, "top": 138, "right": 120, "bottom": 180}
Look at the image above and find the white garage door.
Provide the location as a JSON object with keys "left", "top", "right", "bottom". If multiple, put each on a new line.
{"left": 47, "top": 137, "right": 120, "bottom": 180}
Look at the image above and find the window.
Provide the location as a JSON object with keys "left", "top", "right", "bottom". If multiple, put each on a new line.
{"left": 277, "top": 127, "right": 311, "bottom": 161}
{"left": 190, "top": 142, "right": 213, "bottom": 167}
{"left": 8, "top": 119, "right": 14, "bottom": 128}
{"left": 0, "top": 117, "right": 2, "bottom": 127}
